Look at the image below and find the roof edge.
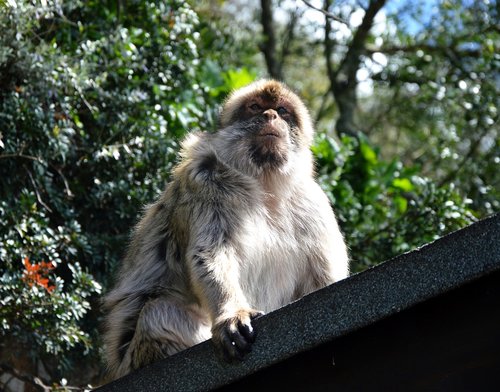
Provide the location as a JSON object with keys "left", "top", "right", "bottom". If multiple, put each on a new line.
{"left": 97, "top": 213, "right": 500, "bottom": 392}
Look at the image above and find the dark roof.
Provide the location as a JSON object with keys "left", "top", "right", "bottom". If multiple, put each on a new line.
{"left": 96, "top": 213, "right": 500, "bottom": 392}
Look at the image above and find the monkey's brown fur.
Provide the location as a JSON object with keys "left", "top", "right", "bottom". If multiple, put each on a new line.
{"left": 103, "top": 80, "right": 349, "bottom": 379}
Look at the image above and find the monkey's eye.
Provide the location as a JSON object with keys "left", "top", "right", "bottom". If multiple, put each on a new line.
{"left": 250, "top": 103, "right": 262, "bottom": 111}
{"left": 277, "top": 107, "right": 289, "bottom": 116}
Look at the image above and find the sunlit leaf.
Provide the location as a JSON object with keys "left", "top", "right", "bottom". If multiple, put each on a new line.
{"left": 392, "top": 178, "right": 414, "bottom": 192}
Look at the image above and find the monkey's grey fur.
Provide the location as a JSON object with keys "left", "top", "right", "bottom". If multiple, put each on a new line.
{"left": 103, "top": 80, "right": 349, "bottom": 380}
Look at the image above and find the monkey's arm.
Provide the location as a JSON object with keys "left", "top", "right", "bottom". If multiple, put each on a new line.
{"left": 186, "top": 198, "right": 263, "bottom": 361}
{"left": 303, "top": 182, "right": 350, "bottom": 288}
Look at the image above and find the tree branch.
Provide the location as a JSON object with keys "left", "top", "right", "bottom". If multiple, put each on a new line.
{"left": 324, "top": 0, "right": 387, "bottom": 137}
{"left": 302, "top": 0, "right": 348, "bottom": 25}
{"left": 0, "top": 153, "right": 44, "bottom": 162}
{"left": 437, "top": 120, "right": 497, "bottom": 187}
{"left": 366, "top": 23, "right": 498, "bottom": 58}
{"left": 363, "top": 86, "right": 401, "bottom": 135}
{"left": 315, "top": 88, "right": 334, "bottom": 123}
{"left": 26, "top": 168, "right": 53, "bottom": 213}
{"left": 366, "top": 43, "right": 481, "bottom": 58}
{"left": 0, "top": 363, "right": 50, "bottom": 392}
{"left": 323, "top": 0, "right": 337, "bottom": 84}
{"left": 337, "top": 0, "right": 387, "bottom": 83}
{"left": 260, "top": 0, "right": 284, "bottom": 80}
{"left": 278, "top": 7, "right": 301, "bottom": 70}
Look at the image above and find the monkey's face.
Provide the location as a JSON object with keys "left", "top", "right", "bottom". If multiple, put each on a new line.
{"left": 218, "top": 80, "right": 314, "bottom": 175}
{"left": 240, "top": 96, "right": 297, "bottom": 170}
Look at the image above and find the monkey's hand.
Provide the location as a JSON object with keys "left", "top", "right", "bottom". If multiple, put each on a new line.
{"left": 212, "top": 309, "right": 264, "bottom": 362}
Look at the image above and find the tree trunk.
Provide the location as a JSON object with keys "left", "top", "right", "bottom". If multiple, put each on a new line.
{"left": 260, "top": 0, "right": 284, "bottom": 80}
{"left": 324, "top": 0, "right": 387, "bottom": 137}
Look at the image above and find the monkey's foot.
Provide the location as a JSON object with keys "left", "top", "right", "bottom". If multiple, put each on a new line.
{"left": 212, "top": 309, "right": 264, "bottom": 362}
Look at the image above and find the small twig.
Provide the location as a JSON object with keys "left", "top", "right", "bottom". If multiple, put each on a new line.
{"left": 363, "top": 86, "right": 401, "bottom": 135}
{"left": 54, "top": 166, "right": 74, "bottom": 198}
{"left": 78, "top": 90, "right": 96, "bottom": 114}
{"left": 438, "top": 118, "right": 498, "bottom": 187}
{"left": 26, "top": 168, "right": 53, "bottom": 213}
{"left": 302, "top": 0, "right": 349, "bottom": 25}
{"left": 1, "top": 151, "right": 74, "bottom": 198}
{"left": 0, "top": 153, "right": 44, "bottom": 162}
{"left": 315, "top": 88, "right": 333, "bottom": 123}
{"left": 0, "top": 363, "right": 50, "bottom": 392}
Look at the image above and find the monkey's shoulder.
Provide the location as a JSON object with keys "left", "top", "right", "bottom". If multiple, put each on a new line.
{"left": 175, "top": 133, "right": 221, "bottom": 178}
{"left": 174, "top": 137, "right": 256, "bottom": 198}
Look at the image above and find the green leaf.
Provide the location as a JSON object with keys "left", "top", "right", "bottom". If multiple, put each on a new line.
{"left": 360, "top": 141, "right": 377, "bottom": 165}
{"left": 223, "top": 68, "right": 255, "bottom": 90}
{"left": 392, "top": 178, "right": 414, "bottom": 192}
{"left": 394, "top": 195, "right": 408, "bottom": 213}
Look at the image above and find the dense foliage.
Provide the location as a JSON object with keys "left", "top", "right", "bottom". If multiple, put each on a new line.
{"left": 313, "top": 134, "right": 475, "bottom": 272}
{"left": 369, "top": 0, "right": 499, "bottom": 216}
{"left": 0, "top": 0, "right": 494, "bottom": 389}
{"left": 0, "top": 0, "right": 229, "bottom": 386}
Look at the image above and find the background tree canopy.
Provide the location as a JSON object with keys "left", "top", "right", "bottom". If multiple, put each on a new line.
{"left": 0, "top": 0, "right": 497, "bottom": 389}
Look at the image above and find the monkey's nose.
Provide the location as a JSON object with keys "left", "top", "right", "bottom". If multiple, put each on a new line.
{"left": 263, "top": 109, "right": 278, "bottom": 121}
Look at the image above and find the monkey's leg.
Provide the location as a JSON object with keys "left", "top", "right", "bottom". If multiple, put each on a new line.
{"left": 126, "top": 297, "right": 211, "bottom": 372}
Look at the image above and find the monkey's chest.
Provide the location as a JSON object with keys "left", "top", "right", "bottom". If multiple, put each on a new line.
{"left": 237, "top": 214, "right": 309, "bottom": 313}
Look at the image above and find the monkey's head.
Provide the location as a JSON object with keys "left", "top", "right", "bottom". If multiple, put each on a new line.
{"left": 217, "top": 80, "right": 314, "bottom": 174}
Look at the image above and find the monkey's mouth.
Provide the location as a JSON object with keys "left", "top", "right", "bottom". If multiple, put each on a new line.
{"left": 258, "top": 126, "right": 282, "bottom": 138}
{"left": 260, "top": 132, "right": 280, "bottom": 138}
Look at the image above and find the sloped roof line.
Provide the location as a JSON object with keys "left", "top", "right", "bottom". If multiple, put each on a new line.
{"left": 97, "top": 212, "right": 500, "bottom": 392}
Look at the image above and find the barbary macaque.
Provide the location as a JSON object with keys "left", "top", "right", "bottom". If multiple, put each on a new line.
{"left": 103, "top": 80, "right": 349, "bottom": 379}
